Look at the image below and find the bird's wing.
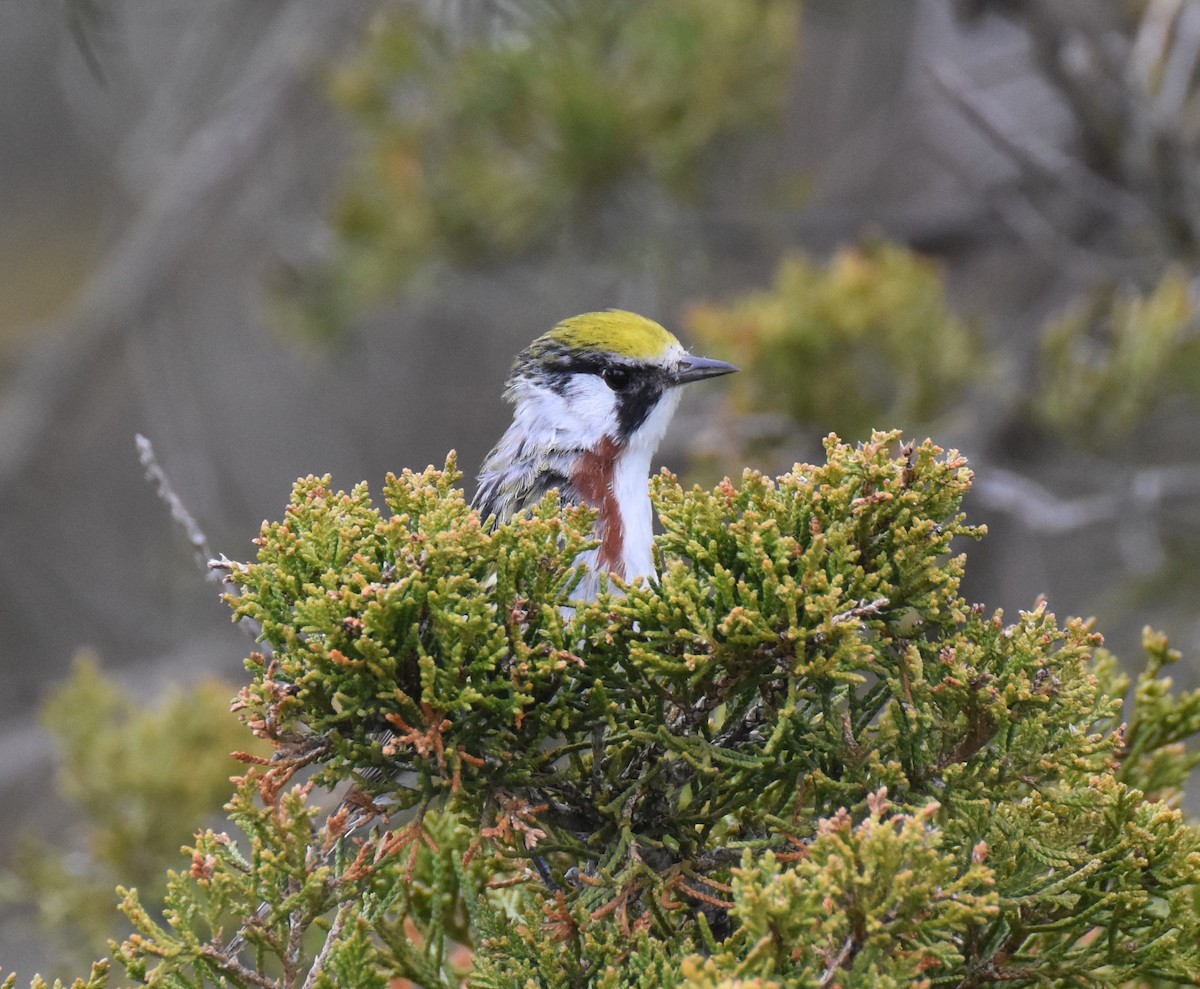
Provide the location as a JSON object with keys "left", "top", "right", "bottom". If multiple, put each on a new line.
{"left": 473, "top": 463, "right": 573, "bottom": 527}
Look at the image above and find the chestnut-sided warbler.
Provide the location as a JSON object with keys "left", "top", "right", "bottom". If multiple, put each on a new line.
{"left": 474, "top": 310, "right": 737, "bottom": 598}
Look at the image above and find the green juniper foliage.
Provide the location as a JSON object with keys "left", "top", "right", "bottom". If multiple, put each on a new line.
{"left": 8, "top": 433, "right": 1200, "bottom": 988}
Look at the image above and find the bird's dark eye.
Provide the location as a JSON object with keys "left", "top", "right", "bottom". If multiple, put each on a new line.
{"left": 601, "top": 366, "right": 631, "bottom": 391}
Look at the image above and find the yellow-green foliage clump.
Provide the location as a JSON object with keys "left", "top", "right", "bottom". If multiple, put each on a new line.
{"left": 9, "top": 435, "right": 1200, "bottom": 988}
{"left": 1035, "top": 267, "right": 1200, "bottom": 447}
{"left": 2, "top": 657, "right": 254, "bottom": 972}
{"left": 688, "top": 242, "right": 980, "bottom": 441}
{"left": 286, "top": 0, "right": 799, "bottom": 336}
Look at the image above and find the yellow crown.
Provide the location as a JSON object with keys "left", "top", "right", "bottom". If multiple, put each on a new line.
{"left": 541, "top": 310, "right": 680, "bottom": 361}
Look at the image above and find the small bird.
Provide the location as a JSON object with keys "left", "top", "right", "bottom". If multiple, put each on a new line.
{"left": 474, "top": 310, "right": 737, "bottom": 598}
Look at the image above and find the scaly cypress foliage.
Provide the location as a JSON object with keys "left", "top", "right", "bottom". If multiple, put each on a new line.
{"left": 9, "top": 433, "right": 1200, "bottom": 988}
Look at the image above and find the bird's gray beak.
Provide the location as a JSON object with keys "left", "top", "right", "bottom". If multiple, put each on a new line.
{"left": 673, "top": 354, "right": 739, "bottom": 385}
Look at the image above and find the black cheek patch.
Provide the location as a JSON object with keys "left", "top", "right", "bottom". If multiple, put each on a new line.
{"left": 615, "top": 375, "right": 666, "bottom": 438}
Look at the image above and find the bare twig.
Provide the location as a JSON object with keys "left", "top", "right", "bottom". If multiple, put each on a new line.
{"left": 971, "top": 468, "right": 1119, "bottom": 534}
{"left": 972, "top": 462, "right": 1200, "bottom": 573}
{"left": 135, "top": 433, "right": 264, "bottom": 641}
{"left": 221, "top": 901, "right": 271, "bottom": 963}
{"left": 1136, "top": 0, "right": 1200, "bottom": 122}
{"left": 301, "top": 905, "right": 349, "bottom": 989}
{"left": 925, "top": 55, "right": 1168, "bottom": 277}
{"left": 972, "top": 464, "right": 1200, "bottom": 532}
{"left": 820, "top": 933, "right": 860, "bottom": 988}
{"left": 830, "top": 597, "right": 890, "bottom": 626}
{"left": 200, "top": 945, "right": 283, "bottom": 989}
{"left": 135, "top": 434, "right": 217, "bottom": 580}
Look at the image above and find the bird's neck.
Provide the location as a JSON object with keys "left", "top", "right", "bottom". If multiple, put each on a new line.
{"left": 570, "top": 386, "right": 683, "bottom": 595}
{"left": 610, "top": 440, "right": 657, "bottom": 582}
{"left": 569, "top": 436, "right": 657, "bottom": 588}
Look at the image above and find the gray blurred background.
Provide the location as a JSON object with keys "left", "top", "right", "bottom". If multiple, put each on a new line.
{"left": 5, "top": 0, "right": 1200, "bottom": 976}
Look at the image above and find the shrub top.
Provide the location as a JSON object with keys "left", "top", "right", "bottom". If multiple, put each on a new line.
{"left": 97, "top": 431, "right": 1200, "bottom": 987}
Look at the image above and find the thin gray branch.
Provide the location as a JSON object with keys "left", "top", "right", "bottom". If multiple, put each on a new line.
{"left": 301, "top": 905, "right": 349, "bottom": 989}
{"left": 928, "top": 61, "right": 1152, "bottom": 224}
{"left": 820, "top": 934, "right": 860, "bottom": 988}
{"left": 972, "top": 464, "right": 1200, "bottom": 534}
{"left": 831, "top": 597, "right": 891, "bottom": 626}
{"left": 200, "top": 944, "right": 282, "bottom": 989}
{"left": 135, "top": 433, "right": 264, "bottom": 643}
{"left": 973, "top": 469, "right": 1120, "bottom": 534}
{"left": 136, "top": 433, "right": 216, "bottom": 580}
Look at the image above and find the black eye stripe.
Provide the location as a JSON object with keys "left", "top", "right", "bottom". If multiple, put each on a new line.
{"left": 520, "top": 345, "right": 671, "bottom": 436}
{"left": 549, "top": 355, "right": 641, "bottom": 386}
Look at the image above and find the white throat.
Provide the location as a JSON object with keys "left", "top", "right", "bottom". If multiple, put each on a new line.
{"left": 601, "top": 386, "right": 684, "bottom": 591}
{"left": 611, "top": 443, "right": 658, "bottom": 583}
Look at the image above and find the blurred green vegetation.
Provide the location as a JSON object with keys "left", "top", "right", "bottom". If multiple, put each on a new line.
{"left": 1035, "top": 268, "right": 1200, "bottom": 449}
{"left": 687, "top": 241, "right": 982, "bottom": 441}
{"left": 0, "top": 655, "right": 263, "bottom": 971}
{"left": 684, "top": 242, "right": 1200, "bottom": 480}
{"left": 279, "top": 0, "right": 801, "bottom": 339}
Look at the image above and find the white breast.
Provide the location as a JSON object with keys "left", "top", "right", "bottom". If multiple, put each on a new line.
{"left": 612, "top": 386, "right": 683, "bottom": 584}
